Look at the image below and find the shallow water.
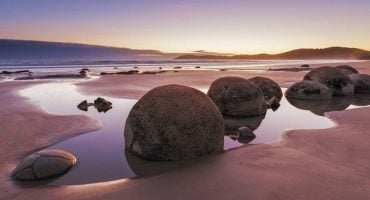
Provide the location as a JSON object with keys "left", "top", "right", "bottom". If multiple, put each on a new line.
{"left": 19, "top": 82, "right": 368, "bottom": 185}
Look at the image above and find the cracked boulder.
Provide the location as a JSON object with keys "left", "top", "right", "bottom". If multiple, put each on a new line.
{"left": 124, "top": 84, "right": 224, "bottom": 161}
{"left": 303, "top": 66, "right": 354, "bottom": 96}
{"left": 11, "top": 150, "right": 76, "bottom": 181}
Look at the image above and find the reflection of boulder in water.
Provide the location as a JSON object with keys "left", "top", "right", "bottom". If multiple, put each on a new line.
{"left": 310, "top": 97, "right": 352, "bottom": 116}
{"left": 286, "top": 96, "right": 352, "bottom": 116}
{"left": 351, "top": 94, "right": 370, "bottom": 106}
{"left": 125, "top": 149, "right": 192, "bottom": 178}
{"left": 224, "top": 114, "right": 265, "bottom": 135}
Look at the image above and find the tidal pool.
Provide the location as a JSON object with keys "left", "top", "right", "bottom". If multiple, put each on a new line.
{"left": 19, "top": 82, "right": 368, "bottom": 185}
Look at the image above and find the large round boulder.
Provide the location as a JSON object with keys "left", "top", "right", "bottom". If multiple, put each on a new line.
{"left": 11, "top": 150, "right": 76, "bottom": 181}
{"left": 303, "top": 66, "right": 354, "bottom": 96}
{"left": 249, "top": 76, "right": 283, "bottom": 101}
{"left": 349, "top": 74, "right": 370, "bottom": 94}
{"left": 124, "top": 84, "right": 224, "bottom": 161}
{"left": 207, "top": 77, "right": 267, "bottom": 117}
{"left": 285, "top": 81, "right": 332, "bottom": 100}
{"left": 335, "top": 65, "right": 359, "bottom": 75}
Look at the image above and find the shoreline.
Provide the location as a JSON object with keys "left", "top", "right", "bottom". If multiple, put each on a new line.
{"left": 1, "top": 61, "right": 370, "bottom": 199}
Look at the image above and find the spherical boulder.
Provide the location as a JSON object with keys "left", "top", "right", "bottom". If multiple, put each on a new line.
{"left": 349, "top": 74, "right": 370, "bottom": 94}
{"left": 11, "top": 150, "right": 76, "bottom": 181}
{"left": 335, "top": 65, "right": 359, "bottom": 75}
{"left": 124, "top": 84, "right": 224, "bottom": 161}
{"left": 285, "top": 81, "right": 333, "bottom": 100}
{"left": 249, "top": 76, "right": 283, "bottom": 101}
{"left": 207, "top": 77, "right": 267, "bottom": 117}
{"left": 303, "top": 66, "right": 354, "bottom": 96}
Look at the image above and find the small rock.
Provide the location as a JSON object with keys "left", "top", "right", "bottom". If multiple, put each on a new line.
{"left": 94, "top": 97, "right": 112, "bottom": 113}
{"left": 11, "top": 150, "right": 76, "bottom": 181}
{"left": 265, "top": 96, "right": 280, "bottom": 111}
{"left": 301, "top": 64, "right": 310, "bottom": 68}
{"left": 77, "top": 100, "right": 94, "bottom": 111}
{"left": 238, "top": 127, "right": 256, "bottom": 140}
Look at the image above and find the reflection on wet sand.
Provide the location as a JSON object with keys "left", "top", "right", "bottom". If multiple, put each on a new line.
{"left": 125, "top": 149, "right": 193, "bottom": 178}
{"left": 286, "top": 95, "right": 370, "bottom": 116}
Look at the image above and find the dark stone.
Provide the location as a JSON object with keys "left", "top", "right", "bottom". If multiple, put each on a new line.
{"left": 223, "top": 114, "right": 265, "bottom": 135}
{"left": 11, "top": 150, "right": 76, "bottom": 181}
{"left": 335, "top": 65, "right": 359, "bottom": 75}
{"left": 124, "top": 85, "right": 224, "bottom": 161}
{"left": 1, "top": 70, "right": 30, "bottom": 75}
{"left": 15, "top": 74, "right": 86, "bottom": 80}
{"left": 303, "top": 66, "right": 354, "bottom": 96}
{"left": 238, "top": 127, "right": 256, "bottom": 140}
{"left": 195, "top": 66, "right": 201, "bottom": 69}
{"left": 208, "top": 77, "right": 267, "bottom": 117}
{"left": 173, "top": 66, "right": 182, "bottom": 69}
{"left": 100, "top": 70, "right": 139, "bottom": 76}
{"left": 265, "top": 96, "right": 280, "bottom": 111}
{"left": 77, "top": 100, "right": 89, "bottom": 111}
{"left": 301, "top": 64, "right": 310, "bottom": 68}
{"left": 285, "top": 81, "right": 333, "bottom": 100}
{"left": 249, "top": 76, "right": 283, "bottom": 101}
{"left": 349, "top": 74, "right": 370, "bottom": 94}
{"left": 268, "top": 67, "right": 313, "bottom": 72}
{"left": 94, "top": 97, "right": 112, "bottom": 113}
{"left": 219, "top": 69, "right": 228, "bottom": 71}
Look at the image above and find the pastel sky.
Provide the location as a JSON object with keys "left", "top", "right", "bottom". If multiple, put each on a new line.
{"left": 0, "top": 0, "right": 369, "bottom": 54}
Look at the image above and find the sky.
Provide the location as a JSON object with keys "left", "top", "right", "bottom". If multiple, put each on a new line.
{"left": 0, "top": 0, "right": 370, "bottom": 54}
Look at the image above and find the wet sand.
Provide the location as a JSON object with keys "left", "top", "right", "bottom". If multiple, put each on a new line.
{"left": 1, "top": 61, "right": 370, "bottom": 200}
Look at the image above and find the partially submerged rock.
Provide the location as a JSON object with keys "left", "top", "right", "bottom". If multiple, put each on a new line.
{"left": 249, "top": 76, "right": 283, "bottom": 101}
{"left": 207, "top": 77, "right": 267, "bottom": 117}
{"left": 94, "top": 97, "right": 112, "bottom": 113}
{"left": 349, "top": 74, "right": 370, "bottom": 94}
{"left": 124, "top": 84, "right": 224, "bottom": 161}
{"left": 285, "top": 81, "right": 333, "bottom": 100}
{"left": 265, "top": 96, "right": 280, "bottom": 111}
{"left": 303, "top": 66, "right": 354, "bottom": 96}
{"left": 77, "top": 100, "right": 94, "bottom": 111}
{"left": 238, "top": 127, "right": 256, "bottom": 140}
{"left": 224, "top": 114, "right": 265, "bottom": 135}
{"left": 11, "top": 150, "right": 76, "bottom": 181}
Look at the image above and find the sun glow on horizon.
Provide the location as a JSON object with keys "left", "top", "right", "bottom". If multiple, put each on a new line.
{"left": 0, "top": 0, "right": 370, "bottom": 54}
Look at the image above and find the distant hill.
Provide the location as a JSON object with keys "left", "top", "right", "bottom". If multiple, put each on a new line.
{"left": 176, "top": 47, "right": 370, "bottom": 60}
{"left": 0, "top": 39, "right": 177, "bottom": 61}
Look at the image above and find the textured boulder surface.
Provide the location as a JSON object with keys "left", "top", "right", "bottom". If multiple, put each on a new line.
{"left": 285, "top": 81, "right": 333, "bottom": 100}
{"left": 207, "top": 77, "right": 267, "bottom": 117}
{"left": 249, "top": 76, "right": 283, "bottom": 101}
{"left": 303, "top": 66, "right": 354, "bottom": 96}
{"left": 349, "top": 74, "right": 370, "bottom": 94}
{"left": 11, "top": 150, "right": 76, "bottom": 181}
{"left": 124, "top": 84, "right": 224, "bottom": 161}
{"left": 335, "top": 65, "right": 359, "bottom": 75}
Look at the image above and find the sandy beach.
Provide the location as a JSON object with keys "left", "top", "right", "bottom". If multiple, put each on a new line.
{"left": 1, "top": 61, "right": 370, "bottom": 200}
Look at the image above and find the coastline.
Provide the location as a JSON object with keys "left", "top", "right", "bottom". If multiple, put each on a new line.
{"left": 1, "top": 61, "right": 370, "bottom": 199}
